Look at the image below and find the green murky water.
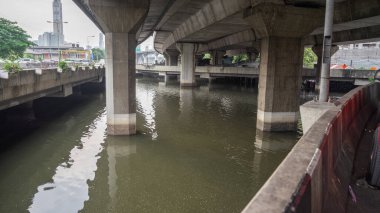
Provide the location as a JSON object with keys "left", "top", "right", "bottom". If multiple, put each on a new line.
{"left": 0, "top": 79, "right": 301, "bottom": 213}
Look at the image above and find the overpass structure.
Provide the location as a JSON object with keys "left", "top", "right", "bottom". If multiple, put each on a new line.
{"left": 73, "top": 0, "right": 380, "bottom": 136}
{"left": 71, "top": 0, "right": 380, "bottom": 212}
{"left": 0, "top": 67, "right": 104, "bottom": 111}
{"left": 136, "top": 64, "right": 377, "bottom": 85}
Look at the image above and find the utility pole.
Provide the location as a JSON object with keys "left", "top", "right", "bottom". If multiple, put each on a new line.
{"left": 47, "top": 20, "right": 68, "bottom": 62}
{"left": 319, "top": 0, "right": 335, "bottom": 102}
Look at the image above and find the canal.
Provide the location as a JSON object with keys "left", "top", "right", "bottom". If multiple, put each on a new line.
{"left": 0, "top": 79, "right": 301, "bottom": 213}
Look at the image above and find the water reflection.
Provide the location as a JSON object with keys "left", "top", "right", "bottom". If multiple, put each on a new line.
{"left": 179, "top": 88, "right": 194, "bottom": 117}
{"left": 107, "top": 139, "right": 137, "bottom": 210}
{"left": 255, "top": 129, "right": 298, "bottom": 153}
{"left": 0, "top": 79, "right": 301, "bottom": 213}
{"left": 28, "top": 111, "right": 107, "bottom": 213}
{"left": 137, "top": 83, "right": 158, "bottom": 140}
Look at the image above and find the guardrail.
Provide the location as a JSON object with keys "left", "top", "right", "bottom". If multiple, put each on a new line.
{"left": 243, "top": 83, "right": 380, "bottom": 212}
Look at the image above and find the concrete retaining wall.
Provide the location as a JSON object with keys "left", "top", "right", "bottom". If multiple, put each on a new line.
{"left": 243, "top": 83, "right": 380, "bottom": 212}
{"left": 136, "top": 65, "right": 260, "bottom": 77}
{"left": 137, "top": 65, "right": 375, "bottom": 80}
{"left": 0, "top": 67, "right": 105, "bottom": 110}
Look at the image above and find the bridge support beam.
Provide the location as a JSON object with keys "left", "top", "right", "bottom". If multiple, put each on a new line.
{"left": 245, "top": 3, "right": 324, "bottom": 131}
{"left": 257, "top": 37, "right": 303, "bottom": 131}
{"left": 247, "top": 49, "right": 259, "bottom": 63}
{"left": 177, "top": 43, "right": 198, "bottom": 87}
{"left": 211, "top": 50, "right": 225, "bottom": 66}
{"left": 81, "top": 0, "right": 149, "bottom": 135}
{"left": 105, "top": 33, "right": 137, "bottom": 135}
{"left": 164, "top": 50, "right": 180, "bottom": 66}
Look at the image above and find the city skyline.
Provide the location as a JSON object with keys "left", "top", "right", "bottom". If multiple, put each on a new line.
{"left": 0, "top": 0, "right": 101, "bottom": 48}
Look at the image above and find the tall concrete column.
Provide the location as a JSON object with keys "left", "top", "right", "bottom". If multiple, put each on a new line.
{"left": 164, "top": 49, "right": 180, "bottom": 66}
{"left": 211, "top": 50, "right": 225, "bottom": 66}
{"left": 257, "top": 37, "right": 303, "bottom": 131}
{"left": 78, "top": 0, "right": 149, "bottom": 135}
{"left": 105, "top": 33, "right": 137, "bottom": 135}
{"left": 177, "top": 43, "right": 198, "bottom": 87}
{"left": 244, "top": 3, "right": 324, "bottom": 131}
{"left": 247, "top": 47, "right": 259, "bottom": 63}
{"left": 164, "top": 54, "right": 169, "bottom": 66}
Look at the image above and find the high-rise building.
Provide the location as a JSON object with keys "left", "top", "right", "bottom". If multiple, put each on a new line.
{"left": 99, "top": 33, "right": 104, "bottom": 49}
{"left": 38, "top": 0, "right": 65, "bottom": 46}
{"left": 52, "top": 0, "right": 64, "bottom": 46}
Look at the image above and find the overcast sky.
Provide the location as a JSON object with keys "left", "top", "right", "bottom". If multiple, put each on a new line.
{"left": 0, "top": 0, "right": 101, "bottom": 47}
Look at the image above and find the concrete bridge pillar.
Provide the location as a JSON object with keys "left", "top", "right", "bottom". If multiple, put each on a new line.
{"left": 211, "top": 50, "right": 225, "bottom": 66}
{"left": 105, "top": 33, "right": 137, "bottom": 135}
{"left": 245, "top": 3, "right": 324, "bottom": 131}
{"left": 256, "top": 37, "right": 304, "bottom": 131}
{"left": 177, "top": 43, "right": 198, "bottom": 87}
{"left": 247, "top": 48, "right": 259, "bottom": 63}
{"left": 164, "top": 49, "right": 180, "bottom": 66}
{"left": 312, "top": 45, "right": 339, "bottom": 91}
{"left": 83, "top": 0, "right": 149, "bottom": 135}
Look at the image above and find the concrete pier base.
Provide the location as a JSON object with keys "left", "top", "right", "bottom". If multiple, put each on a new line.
{"left": 257, "top": 37, "right": 303, "bottom": 131}
{"left": 257, "top": 110, "right": 299, "bottom": 131}
{"left": 107, "top": 113, "right": 137, "bottom": 135}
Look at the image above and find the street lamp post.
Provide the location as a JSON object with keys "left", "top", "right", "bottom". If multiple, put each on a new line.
{"left": 87, "top": 36, "right": 95, "bottom": 49}
{"left": 47, "top": 20, "right": 68, "bottom": 62}
{"left": 87, "top": 35, "right": 95, "bottom": 61}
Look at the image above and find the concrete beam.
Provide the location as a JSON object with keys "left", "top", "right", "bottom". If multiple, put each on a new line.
{"left": 244, "top": 3, "right": 324, "bottom": 39}
{"left": 0, "top": 68, "right": 104, "bottom": 111}
{"left": 154, "top": 0, "right": 253, "bottom": 53}
{"left": 77, "top": 0, "right": 149, "bottom": 33}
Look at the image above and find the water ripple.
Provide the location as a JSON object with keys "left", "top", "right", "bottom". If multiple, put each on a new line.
{"left": 28, "top": 111, "right": 107, "bottom": 213}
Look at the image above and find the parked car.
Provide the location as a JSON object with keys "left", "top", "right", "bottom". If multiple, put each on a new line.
{"left": 17, "top": 58, "right": 35, "bottom": 63}
{"left": 95, "top": 59, "right": 105, "bottom": 67}
{"left": 79, "top": 60, "right": 89, "bottom": 66}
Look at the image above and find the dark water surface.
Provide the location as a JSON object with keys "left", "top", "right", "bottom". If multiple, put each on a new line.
{"left": 0, "top": 79, "right": 301, "bottom": 213}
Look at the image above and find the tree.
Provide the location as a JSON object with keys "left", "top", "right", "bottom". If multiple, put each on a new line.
{"left": 303, "top": 48, "right": 317, "bottom": 68}
{"left": 92, "top": 48, "right": 105, "bottom": 61}
{"left": 0, "top": 18, "right": 34, "bottom": 59}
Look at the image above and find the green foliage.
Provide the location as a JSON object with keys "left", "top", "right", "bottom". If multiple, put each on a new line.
{"left": 369, "top": 77, "right": 375, "bottom": 83}
{"left": 58, "top": 61, "right": 69, "bottom": 71}
{"left": 203, "top": 53, "right": 211, "bottom": 60}
{"left": 0, "top": 18, "right": 34, "bottom": 59}
{"left": 3, "top": 52, "right": 21, "bottom": 73}
{"left": 3, "top": 61, "right": 21, "bottom": 73}
{"left": 303, "top": 48, "right": 317, "bottom": 68}
{"left": 91, "top": 48, "right": 105, "bottom": 61}
{"left": 24, "top": 53, "right": 34, "bottom": 59}
{"left": 232, "top": 54, "right": 248, "bottom": 64}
